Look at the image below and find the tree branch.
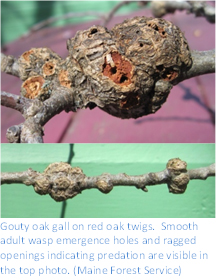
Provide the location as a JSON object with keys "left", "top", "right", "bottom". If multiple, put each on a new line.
{"left": 1, "top": 169, "right": 40, "bottom": 185}
{"left": 1, "top": 87, "right": 76, "bottom": 143}
{"left": 188, "top": 164, "right": 215, "bottom": 180}
{"left": 1, "top": 15, "right": 215, "bottom": 143}
{"left": 151, "top": 1, "right": 215, "bottom": 23}
{"left": 1, "top": 91, "right": 31, "bottom": 114}
{"left": 174, "top": 49, "right": 215, "bottom": 84}
{"left": 103, "top": 1, "right": 134, "bottom": 26}
{"left": 1, "top": 159, "right": 215, "bottom": 202}
{"left": 1, "top": 53, "right": 20, "bottom": 77}
{"left": 27, "top": 12, "right": 105, "bottom": 36}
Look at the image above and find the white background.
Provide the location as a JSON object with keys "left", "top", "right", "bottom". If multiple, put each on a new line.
{"left": 0, "top": 218, "right": 215, "bottom": 279}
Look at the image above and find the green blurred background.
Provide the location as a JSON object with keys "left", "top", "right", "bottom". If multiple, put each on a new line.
{"left": 1, "top": 0, "right": 142, "bottom": 45}
{"left": 1, "top": 144, "right": 215, "bottom": 218}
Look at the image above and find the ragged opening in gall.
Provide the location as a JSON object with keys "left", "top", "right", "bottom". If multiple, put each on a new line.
{"left": 156, "top": 65, "right": 179, "bottom": 81}
{"left": 103, "top": 52, "right": 133, "bottom": 86}
{"left": 21, "top": 50, "right": 34, "bottom": 62}
{"left": 162, "top": 69, "right": 179, "bottom": 81}
{"left": 147, "top": 21, "right": 167, "bottom": 38}
{"left": 42, "top": 62, "right": 56, "bottom": 76}
{"left": 22, "top": 76, "right": 45, "bottom": 99}
{"left": 58, "top": 70, "right": 71, "bottom": 88}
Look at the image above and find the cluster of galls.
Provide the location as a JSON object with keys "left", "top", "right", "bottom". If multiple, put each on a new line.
{"left": 19, "top": 16, "right": 192, "bottom": 119}
{"left": 33, "top": 162, "right": 114, "bottom": 202}
{"left": 19, "top": 48, "right": 71, "bottom": 101}
{"left": 33, "top": 162, "right": 85, "bottom": 202}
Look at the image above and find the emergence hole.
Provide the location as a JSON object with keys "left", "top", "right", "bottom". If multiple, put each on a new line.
{"left": 90, "top": 28, "right": 98, "bottom": 34}
{"left": 110, "top": 67, "right": 117, "bottom": 74}
{"left": 87, "top": 102, "right": 97, "bottom": 110}
{"left": 140, "top": 43, "right": 144, "bottom": 47}
{"left": 148, "top": 22, "right": 159, "bottom": 32}
{"left": 120, "top": 75, "right": 128, "bottom": 83}
{"left": 162, "top": 31, "right": 165, "bottom": 35}
{"left": 156, "top": 65, "right": 164, "bottom": 71}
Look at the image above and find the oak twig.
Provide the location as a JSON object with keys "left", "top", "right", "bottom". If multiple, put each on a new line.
{"left": 23, "top": 11, "right": 105, "bottom": 38}
{"left": 1, "top": 15, "right": 215, "bottom": 143}
{"left": 151, "top": 1, "right": 215, "bottom": 23}
{"left": 103, "top": 0, "right": 134, "bottom": 26}
{"left": 1, "top": 53, "right": 20, "bottom": 77}
{"left": 174, "top": 49, "right": 215, "bottom": 84}
{"left": 1, "top": 159, "right": 215, "bottom": 202}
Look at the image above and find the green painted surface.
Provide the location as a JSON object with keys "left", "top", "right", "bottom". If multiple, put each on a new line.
{"left": 1, "top": 144, "right": 215, "bottom": 218}
{"left": 1, "top": 0, "right": 141, "bottom": 45}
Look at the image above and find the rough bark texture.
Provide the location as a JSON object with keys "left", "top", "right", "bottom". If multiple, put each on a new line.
{"left": 1, "top": 159, "right": 215, "bottom": 202}
{"left": 1, "top": 16, "right": 215, "bottom": 143}
{"left": 3, "top": 16, "right": 192, "bottom": 119}
{"left": 67, "top": 17, "right": 192, "bottom": 118}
